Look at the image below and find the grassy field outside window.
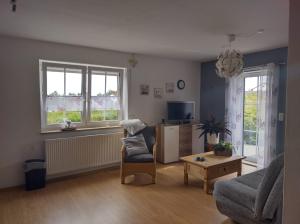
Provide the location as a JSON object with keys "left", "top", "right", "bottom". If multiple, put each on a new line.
{"left": 47, "top": 110, "right": 119, "bottom": 124}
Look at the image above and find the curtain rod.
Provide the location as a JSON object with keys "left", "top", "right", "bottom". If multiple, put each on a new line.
{"left": 243, "top": 62, "right": 286, "bottom": 73}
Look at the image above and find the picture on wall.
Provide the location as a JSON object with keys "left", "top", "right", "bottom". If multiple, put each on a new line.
{"left": 154, "top": 88, "right": 163, "bottom": 98}
{"left": 165, "top": 82, "right": 175, "bottom": 93}
{"left": 140, "top": 84, "right": 150, "bottom": 95}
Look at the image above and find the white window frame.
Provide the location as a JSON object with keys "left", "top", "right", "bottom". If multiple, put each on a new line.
{"left": 87, "top": 66, "right": 124, "bottom": 127}
{"left": 39, "top": 60, "right": 126, "bottom": 131}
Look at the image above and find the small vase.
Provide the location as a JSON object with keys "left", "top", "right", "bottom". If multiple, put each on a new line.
{"left": 207, "top": 133, "right": 219, "bottom": 145}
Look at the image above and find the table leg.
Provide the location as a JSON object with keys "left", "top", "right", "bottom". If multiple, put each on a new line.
{"left": 203, "top": 179, "right": 209, "bottom": 194}
{"left": 184, "top": 162, "right": 188, "bottom": 185}
{"left": 237, "top": 161, "right": 242, "bottom": 176}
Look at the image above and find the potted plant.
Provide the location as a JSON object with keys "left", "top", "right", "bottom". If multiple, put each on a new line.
{"left": 197, "top": 116, "right": 231, "bottom": 145}
{"left": 213, "top": 142, "right": 234, "bottom": 157}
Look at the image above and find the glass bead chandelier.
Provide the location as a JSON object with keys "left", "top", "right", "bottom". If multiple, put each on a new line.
{"left": 216, "top": 34, "right": 244, "bottom": 78}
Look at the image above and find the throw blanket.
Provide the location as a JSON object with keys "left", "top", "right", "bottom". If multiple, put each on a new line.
{"left": 120, "top": 119, "right": 146, "bottom": 135}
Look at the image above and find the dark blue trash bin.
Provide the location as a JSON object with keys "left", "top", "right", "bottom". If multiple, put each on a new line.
{"left": 24, "top": 159, "right": 46, "bottom": 191}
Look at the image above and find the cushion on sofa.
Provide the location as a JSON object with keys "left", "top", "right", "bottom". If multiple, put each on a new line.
{"left": 262, "top": 168, "right": 284, "bottom": 220}
{"left": 122, "top": 134, "right": 149, "bottom": 157}
{"left": 215, "top": 194, "right": 257, "bottom": 224}
{"left": 129, "top": 126, "right": 156, "bottom": 153}
{"left": 214, "top": 178, "right": 258, "bottom": 211}
{"left": 124, "top": 153, "right": 154, "bottom": 163}
{"left": 254, "top": 154, "right": 284, "bottom": 218}
{"left": 235, "top": 169, "right": 265, "bottom": 190}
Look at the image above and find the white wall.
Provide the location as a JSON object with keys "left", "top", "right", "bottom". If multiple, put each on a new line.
{"left": 129, "top": 55, "right": 200, "bottom": 124}
{"left": 0, "top": 36, "right": 200, "bottom": 188}
{"left": 283, "top": 0, "right": 300, "bottom": 222}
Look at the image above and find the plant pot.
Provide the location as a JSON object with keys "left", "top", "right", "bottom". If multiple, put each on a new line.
{"left": 207, "top": 133, "right": 219, "bottom": 145}
{"left": 214, "top": 150, "right": 232, "bottom": 157}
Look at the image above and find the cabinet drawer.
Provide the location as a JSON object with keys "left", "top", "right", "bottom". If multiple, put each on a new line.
{"left": 207, "top": 161, "right": 240, "bottom": 179}
{"left": 217, "top": 163, "right": 238, "bottom": 176}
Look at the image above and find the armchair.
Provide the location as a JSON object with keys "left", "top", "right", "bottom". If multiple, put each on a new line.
{"left": 120, "top": 126, "right": 157, "bottom": 184}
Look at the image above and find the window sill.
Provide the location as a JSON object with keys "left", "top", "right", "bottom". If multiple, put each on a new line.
{"left": 40, "top": 125, "right": 122, "bottom": 134}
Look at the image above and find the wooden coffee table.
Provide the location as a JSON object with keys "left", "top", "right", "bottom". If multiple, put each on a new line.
{"left": 180, "top": 152, "right": 245, "bottom": 194}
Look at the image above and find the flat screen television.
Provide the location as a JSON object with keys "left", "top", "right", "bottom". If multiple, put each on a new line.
{"left": 167, "top": 101, "right": 195, "bottom": 122}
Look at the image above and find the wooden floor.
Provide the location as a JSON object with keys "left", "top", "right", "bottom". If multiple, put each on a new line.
{"left": 0, "top": 163, "right": 256, "bottom": 224}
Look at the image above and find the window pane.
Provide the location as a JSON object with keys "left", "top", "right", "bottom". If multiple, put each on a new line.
{"left": 90, "top": 110, "right": 105, "bottom": 121}
{"left": 47, "top": 111, "right": 82, "bottom": 124}
{"left": 105, "top": 110, "right": 119, "bottom": 120}
{"left": 244, "top": 130, "right": 256, "bottom": 145}
{"left": 90, "top": 96, "right": 120, "bottom": 110}
{"left": 66, "top": 69, "right": 82, "bottom": 96}
{"left": 244, "top": 91, "right": 257, "bottom": 105}
{"left": 106, "top": 74, "right": 119, "bottom": 96}
{"left": 90, "top": 110, "right": 119, "bottom": 121}
{"left": 90, "top": 96, "right": 120, "bottom": 121}
{"left": 47, "top": 111, "right": 64, "bottom": 124}
{"left": 245, "top": 77, "right": 258, "bottom": 91}
{"left": 105, "top": 96, "right": 120, "bottom": 110}
{"left": 104, "top": 96, "right": 120, "bottom": 120}
{"left": 91, "top": 73, "right": 105, "bottom": 96}
{"left": 65, "top": 111, "right": 82, "bottom": 122}
{"left": 244, "top": 104, "right": 257, "bottom": 131}
{"left": 47, "top": 67, "right": 64, "bottom": 96}
{"left": 91, "top": 96, "right": 106, "bottom": 110}
{"left": 46, "top": 96, "right": 83, "bottom": 124}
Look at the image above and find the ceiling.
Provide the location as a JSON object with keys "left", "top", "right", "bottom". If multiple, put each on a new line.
{"left": 0, "top": 0, "right": 289, "bottom": 61}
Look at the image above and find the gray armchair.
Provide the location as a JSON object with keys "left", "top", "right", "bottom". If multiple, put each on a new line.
{"left": 213, "top": 154, "right": 284, "bottom": 224}
{"left": 120, "top": 126, "right": 157, "bottom": 184}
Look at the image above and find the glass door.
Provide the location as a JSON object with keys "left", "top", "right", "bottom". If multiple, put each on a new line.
{"left": 243, "top": 76, "right": 259, "bottom": 163}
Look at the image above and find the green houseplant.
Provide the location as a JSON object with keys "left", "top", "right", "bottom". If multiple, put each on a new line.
{"left": 197, "top": 116, "right": 232, "bottom": 145}
{"left": 213, "top": 142, "right": 234, "bottom": 156}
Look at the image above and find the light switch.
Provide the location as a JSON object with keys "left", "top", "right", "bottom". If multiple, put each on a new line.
{"left": 278, "top": 113, "right": 285, "bottom": 121}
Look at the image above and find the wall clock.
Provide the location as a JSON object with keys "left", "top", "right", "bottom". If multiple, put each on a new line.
{"left": 177, "top": 80, "right": 185, "bottom": 90}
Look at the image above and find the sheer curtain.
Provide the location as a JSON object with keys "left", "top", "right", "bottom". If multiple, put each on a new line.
{"left": 225, "top": 74, "right": 244, "bottom": 156}
{"left": 256, "top": 63, "right": 279, "bottom": 168}
{"left": 225, "top": 63, "right": 279, "bottom": 168}
{"left": 122, "top": 69, "right": 129, "bottom": 120}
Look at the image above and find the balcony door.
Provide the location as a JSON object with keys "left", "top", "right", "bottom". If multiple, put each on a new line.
{"left": 243, "top": 75, "right": 260, "bottom": 164}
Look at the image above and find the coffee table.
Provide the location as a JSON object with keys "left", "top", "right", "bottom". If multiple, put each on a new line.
{"left": 180, "top": 152, "right": 245, "bottom": 194}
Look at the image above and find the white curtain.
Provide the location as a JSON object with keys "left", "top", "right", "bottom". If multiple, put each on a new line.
{"left": 225, "top": 63, "right": 279, "bottom": 167}
{"left": 122, "top": 68, "right": 129, "bottom": 120}
{"left": 225, "top": 74, "right": 244, "bottom": 156}
{"left": 256, "top": 63, "right": 279, "bottom": 168}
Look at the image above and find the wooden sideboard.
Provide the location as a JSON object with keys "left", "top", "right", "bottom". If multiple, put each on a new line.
{"left": 156, "top": 123, "right": 195, "bottom": 163}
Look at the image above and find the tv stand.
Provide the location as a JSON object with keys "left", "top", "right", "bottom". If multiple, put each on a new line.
{"left": 163, "top": 120, "right": 192, "bottom": 125}
{"left": 156, "top": 122, "right": 203, "bottom": 163}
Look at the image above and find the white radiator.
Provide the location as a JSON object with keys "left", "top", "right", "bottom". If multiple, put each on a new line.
{"left": 45, "top": 132, "right": 123, "bottom": 176}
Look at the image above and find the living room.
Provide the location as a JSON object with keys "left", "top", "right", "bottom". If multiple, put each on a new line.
{"left": 0, "top": 0, "right": 299, "bottom": 223}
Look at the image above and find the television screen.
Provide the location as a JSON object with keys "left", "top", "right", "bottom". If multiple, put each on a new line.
{"left": 167, "top": 101, "right": 195, "bottom": 121}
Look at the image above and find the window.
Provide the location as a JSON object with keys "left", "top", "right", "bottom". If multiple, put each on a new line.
{"left": 89, "top": 69, "right": 121, "bottom": 122}
{"left": 40, "top": 61, "right": 126, "bottom": 131}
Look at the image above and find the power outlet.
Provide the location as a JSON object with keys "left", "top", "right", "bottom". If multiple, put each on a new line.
{"left": 278, "top": 113, "right": 285, "bottom": 122}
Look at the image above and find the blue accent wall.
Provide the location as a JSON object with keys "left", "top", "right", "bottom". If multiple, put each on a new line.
{"left": 200, "top": 47, "right": 288, "bottom": 153}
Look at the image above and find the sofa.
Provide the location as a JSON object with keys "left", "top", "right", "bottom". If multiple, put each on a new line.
{"left": 213, "top": 154, "right": 284, "bottom": 224}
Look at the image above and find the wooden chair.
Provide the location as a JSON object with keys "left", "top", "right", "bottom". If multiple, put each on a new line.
{"left": 120, "top": 126, "right": 157, "bottom": 184}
